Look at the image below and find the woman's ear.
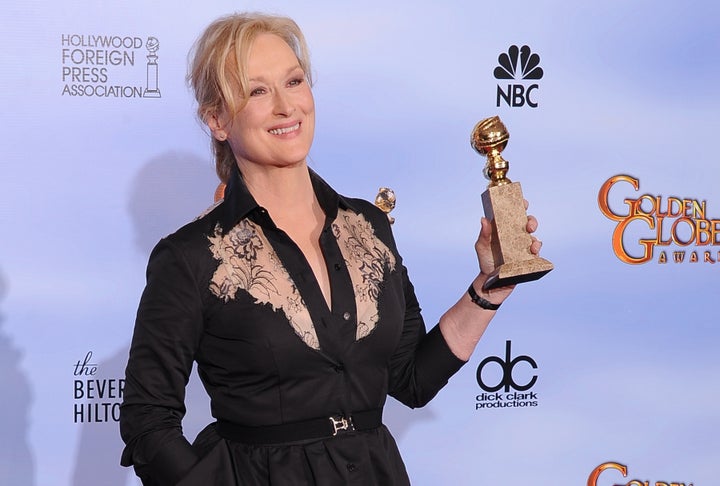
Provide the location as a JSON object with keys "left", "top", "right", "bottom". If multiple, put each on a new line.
{"left": 207, "top": 112, "right": 228, "bottom": 142}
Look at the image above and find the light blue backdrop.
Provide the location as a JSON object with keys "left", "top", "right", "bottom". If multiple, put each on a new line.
{"left": 1, "top": 1, "right": 717, "bottom": 485}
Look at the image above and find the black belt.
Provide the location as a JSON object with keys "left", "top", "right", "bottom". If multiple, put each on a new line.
{"left": 217, "top": 409, "right": 383, "bottom": 445}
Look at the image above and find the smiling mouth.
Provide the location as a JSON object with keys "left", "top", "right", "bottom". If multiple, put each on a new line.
{"left": 268, "top": 122, "right": 300, "bottom": 135}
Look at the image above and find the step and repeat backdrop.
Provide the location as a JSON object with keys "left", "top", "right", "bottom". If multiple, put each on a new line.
{"left": 1, "top": 0, "right": 717, "bottom": 484}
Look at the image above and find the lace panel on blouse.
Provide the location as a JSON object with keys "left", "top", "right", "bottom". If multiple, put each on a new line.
{"left": 207, "top": 209, "right": 395, "bottom": 349}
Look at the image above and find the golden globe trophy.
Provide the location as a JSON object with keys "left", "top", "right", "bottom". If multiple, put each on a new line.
{"left": 471, "top": 115, "right": 553, "bottom": 290}
{"left": 374, "top": 187, "right": 396, "bottom": 224}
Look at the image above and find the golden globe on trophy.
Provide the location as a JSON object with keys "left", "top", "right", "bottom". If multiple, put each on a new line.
{"left": 471, "top": 115, "right": 553, "bottom": 290}
{"left": 374, "top": 187, "right": 396, "bottom": 225}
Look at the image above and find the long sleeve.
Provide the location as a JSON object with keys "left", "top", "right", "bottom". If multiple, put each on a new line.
{"left": 120, "top": 239, "right": 205, "bottom": 484}
{"left": 355, "top": 203, "right": 466, "bottom": 409}
{"left": 386, "top": 264, "right": 466, "bottom": 408}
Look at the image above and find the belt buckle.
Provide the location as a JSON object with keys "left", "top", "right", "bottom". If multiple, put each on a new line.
{"left": 329, "top": 415, "right": 355, "bottom": 436}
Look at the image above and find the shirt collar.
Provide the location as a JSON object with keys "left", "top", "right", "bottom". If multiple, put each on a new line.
{"left": 218, "top": 165, "right": 358, "bottom": 234}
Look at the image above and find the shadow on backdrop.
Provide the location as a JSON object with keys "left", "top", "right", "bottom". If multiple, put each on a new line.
{"left": 0, "top": 267, "right": 36, "bottom": 485}
{"left": 71, "top": 151, "right": 216, "bottom": 486}
{"left": 127, "top": 151, "right": 219, "bottom": 255}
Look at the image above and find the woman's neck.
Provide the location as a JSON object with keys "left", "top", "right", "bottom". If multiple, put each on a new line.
{"left": 238, "top": 161, "right": 318, "bottom": 220}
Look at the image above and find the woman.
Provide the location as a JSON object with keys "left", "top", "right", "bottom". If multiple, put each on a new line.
{"left": 120, "top": 12, "right": 542, "bottom": 485}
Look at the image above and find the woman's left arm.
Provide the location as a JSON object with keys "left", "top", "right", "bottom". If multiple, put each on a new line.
{"left": 438, "top": 214, "right": 542, "bottom": 361}
{"left": 387, "top": 211, "right": 541, "bottom": 408}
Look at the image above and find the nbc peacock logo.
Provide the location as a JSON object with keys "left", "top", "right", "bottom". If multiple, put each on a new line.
{"left": 494, "top": 45, "right": 543, "bottom": 108}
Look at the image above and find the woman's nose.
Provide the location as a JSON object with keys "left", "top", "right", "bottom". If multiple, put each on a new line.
{"left": 272, "top": 89, "right": 295, "bottom": 116}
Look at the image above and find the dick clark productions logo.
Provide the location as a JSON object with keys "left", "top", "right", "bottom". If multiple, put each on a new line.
{"left": 494, "top": 45, "right": 543, "bottom": 108}
{"left": 475, "top": 340, "right": 539, "bottom": 409}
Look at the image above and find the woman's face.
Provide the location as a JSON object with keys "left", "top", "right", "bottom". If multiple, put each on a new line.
{"left": 213, "top": 33, "right": 315, "bottom": 172}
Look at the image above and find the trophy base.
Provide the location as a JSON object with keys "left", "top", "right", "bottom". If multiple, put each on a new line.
{"left": 482, "top": 257, "right": 554, "bottom": 290}
{"left": 481, "top": 181, "right": 553, "bottom": 290}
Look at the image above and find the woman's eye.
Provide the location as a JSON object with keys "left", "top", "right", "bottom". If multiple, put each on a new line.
{"left": 249, "top": 87, "right": 266, "bottom": 96}
{"left": 288, "top": 78, "right": 304, "bottom": 87}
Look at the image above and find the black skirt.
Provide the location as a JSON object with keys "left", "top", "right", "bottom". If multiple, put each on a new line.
{"left": 174, "top": 423, "right": 411, "bottom": 486}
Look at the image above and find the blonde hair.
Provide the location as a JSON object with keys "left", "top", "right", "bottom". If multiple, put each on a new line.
{"left": 188, "top": 13, "right": 313, "bottom": 183}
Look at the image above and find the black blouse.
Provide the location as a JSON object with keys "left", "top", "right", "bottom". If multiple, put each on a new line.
{"left": 120, "top": 167, "right": 465, "bottom": 485}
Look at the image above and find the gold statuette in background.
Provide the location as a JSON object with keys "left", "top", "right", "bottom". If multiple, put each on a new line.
{"left": 374, "top": 187, "right": 396, "bottom": 224}
{"left": 472, "top": 115, "right": 553, "bottom": 290}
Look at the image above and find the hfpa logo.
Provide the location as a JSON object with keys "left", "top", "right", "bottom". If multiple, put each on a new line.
{"left": 494, "top": 45, "right": 543, "bottom": 108}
